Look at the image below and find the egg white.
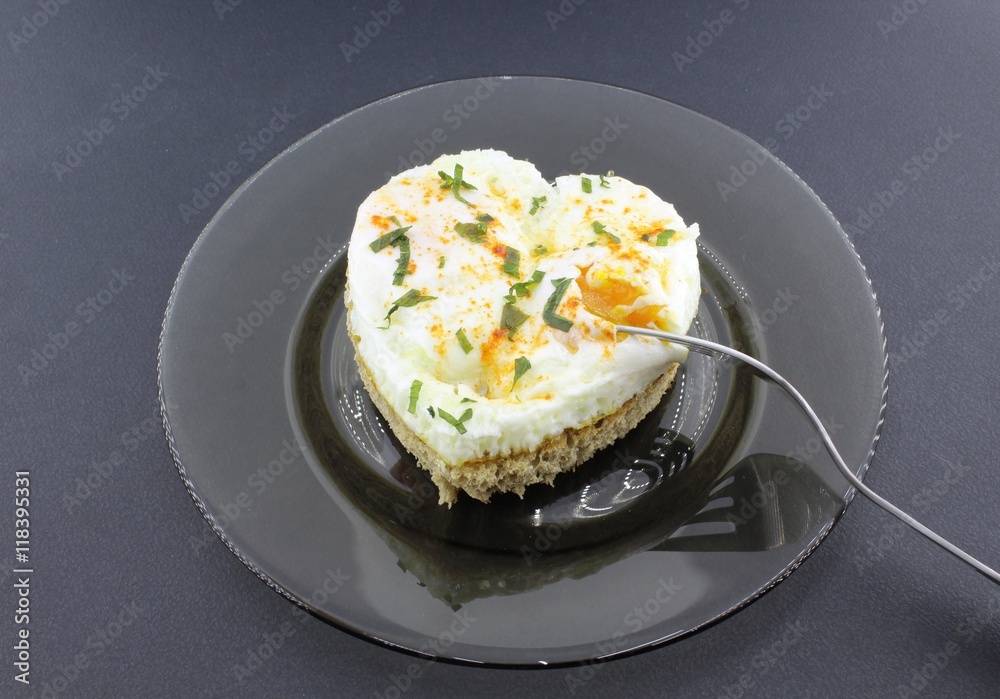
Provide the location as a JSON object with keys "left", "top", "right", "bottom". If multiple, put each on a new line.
{"left": 346, "top": 150, "right": 700, "bottom": 466}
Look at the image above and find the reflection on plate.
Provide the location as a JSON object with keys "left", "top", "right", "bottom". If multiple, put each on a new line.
{"left": 300, "top": 245, "right": 752, "bottom": 555}
{"left": 159, "top": 77, "right": 887, "bottom": 666}
{"left": 297, "top": 251, "right": 844, "bottom": 608}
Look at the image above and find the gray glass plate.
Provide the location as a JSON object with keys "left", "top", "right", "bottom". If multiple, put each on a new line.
{"left": 158, "top": 77, "right": 887, "bottom": 667}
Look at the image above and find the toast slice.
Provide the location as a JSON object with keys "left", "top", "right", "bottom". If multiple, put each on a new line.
{"left": 343, "top": 150, "right": 699, "bottom": 507}
{"left": 347, "top": 297, "right": 677, "bottom": 505}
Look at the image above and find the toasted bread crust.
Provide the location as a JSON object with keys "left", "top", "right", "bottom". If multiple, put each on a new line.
{"left": 347, "top": 286, "right": 676, "bottom": 505}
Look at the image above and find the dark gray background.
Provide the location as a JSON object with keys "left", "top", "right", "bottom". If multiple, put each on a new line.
{"left": 2, "top": 0, "right": 999, "bottom": 697}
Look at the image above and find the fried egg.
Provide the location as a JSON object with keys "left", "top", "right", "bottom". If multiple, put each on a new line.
{"left": 346, "top": 149, "right": 700, "bottom": 466}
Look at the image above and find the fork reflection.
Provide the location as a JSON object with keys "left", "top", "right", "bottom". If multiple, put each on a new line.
{"left": 362, "top": 451, "right": 843, "bottom": 607}
{"left": 653, "top": 453, "right": 844, "bottom": 553}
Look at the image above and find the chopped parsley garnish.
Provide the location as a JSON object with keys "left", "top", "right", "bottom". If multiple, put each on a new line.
{"left": 438, "top": 163, "right": 477, "bottom": 206}
{"left": 500, "top": 269, "right": 545, "bottom": 338}
{"left": 389, "top": 215, "right": 402, "bottom": 227}
{"left": 656, "top": 229, "right": 676, "bottom": 246}
{"left": 456, "top": 328, "right": 473, "bottom": 354}
{"left": 503, "top": 246, "right": 521, "bottom": 277}
{"left": 543, "top": 278, "right": 574, "bottom": 332}
{"left": 512, "top": 356, "right": 530, "bottom": 388}
{"left": 500, "top": 303, "right": 530, "bottom": 339}
{"left": 438, "top": 407, "right": 473, "bottom": 434}
{"left": 599, "top": 174, "right": 611, "bottom": 188}
{"left": 407, "top": 380, "right": 422, "bottom": 414}
{"left": 476, "top": 213, "right": 494, "bottom": 223}
{"left": 369, "top": 226, "right": 411, "bottom": 252}
{"left": 370, "top": 225, "right": 413, "bottom": 286}
{"left": 460, "top": 397, "right": 476, "bottom": 403}
{"left": 427, "top": 406, "right": 435, "bottom": 418}
{"left": 581, "top": 177, "right": 592, "bottom": 193}
{"left": 532, "top": 244, "right": 548, "bottom": 256}
{"left": 591, "top": 220, "right": 621, "bottom": 244}
{"left": 455, "top": 220, "right": 489, "bottom": 244}
{"left": 529, "top": 196, "right": 547, "bottom": 215}
{"left": 504, "top": 269, "right": 545, "bottom": 304}
{"left": 391, "top": 235, "right": 411, "bottom": 286}
{"left": 438, "top": 255, "right": 446, "bottom": 268}
{"left": 381, "top": 289, "right": 436, "bottom": 327}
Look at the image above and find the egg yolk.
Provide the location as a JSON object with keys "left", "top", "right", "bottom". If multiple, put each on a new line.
{"left": 577, "top": 267, "right": 666, "bottom": 329}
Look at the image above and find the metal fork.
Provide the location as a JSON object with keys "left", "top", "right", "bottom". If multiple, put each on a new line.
{"left": 617, "top": 325, "right": 1000, "bottom": 585}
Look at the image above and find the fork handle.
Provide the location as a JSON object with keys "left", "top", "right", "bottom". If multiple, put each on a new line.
{"left": 617, "top": 325, "right": 1000, "bottom": 585}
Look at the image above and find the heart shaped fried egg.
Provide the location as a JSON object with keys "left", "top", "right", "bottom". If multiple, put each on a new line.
{"left": 346, "top": 149, "right": 700, "bottom": 484}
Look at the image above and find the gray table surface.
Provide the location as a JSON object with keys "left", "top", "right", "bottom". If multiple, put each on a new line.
{"left": 3, "top": 1, "right": 999, "bottom": 696}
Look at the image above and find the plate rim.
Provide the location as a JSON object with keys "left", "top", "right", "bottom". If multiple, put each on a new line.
{"left": 157, "top": 74, "right": 889, "bottom": 669}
